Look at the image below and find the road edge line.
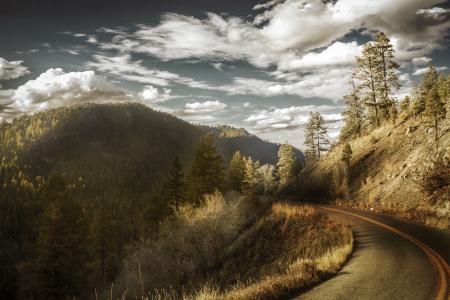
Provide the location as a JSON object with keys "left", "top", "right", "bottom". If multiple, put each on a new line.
{"left": 317, "top": 206, "right": 449, "bottom": 300}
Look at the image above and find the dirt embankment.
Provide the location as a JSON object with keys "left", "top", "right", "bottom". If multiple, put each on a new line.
{"left": 308, "top": 116, "right": 450, "bottom": 229}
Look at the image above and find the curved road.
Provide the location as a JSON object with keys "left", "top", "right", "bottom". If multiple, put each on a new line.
{"left": 294, "top": 205, "right": 450, "bottom": 300}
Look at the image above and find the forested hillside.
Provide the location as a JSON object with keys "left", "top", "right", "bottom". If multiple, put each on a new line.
{"left": 0, "top": 102, "right": 303, "bottom": 299}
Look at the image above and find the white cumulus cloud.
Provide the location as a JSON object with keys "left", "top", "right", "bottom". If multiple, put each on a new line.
{"left": 139, "top": 85, "right": 173, "bottom": 103}
{"left": 0, "top": 58, "right": 30, "bottom": 82}
{"left": 182, "top": 100, "right": 227, "bottom": 114}
{"left": 11, "top": 68, "right": 124, "bottom": 113}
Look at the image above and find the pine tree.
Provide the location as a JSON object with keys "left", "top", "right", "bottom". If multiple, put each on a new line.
{"left": 355, "top": 32, "right": 399, "bottom": 126}
{"left": 226, "top": 151, "right": 245, "bottom": 193}
{"left": 186, "top": 134, "right": 224, "bottom": 203}
{"left": 424, "top": 86, "right": 446, "bottom": 143}
{"left": 437, "top": 74, "right": 449, "bottom": 108}
{"left": 412, "top": 84, "right": 425, "bottom": 118}
{"left": 35, "top": 175, "right": 88, "bottom": 300}
{"left": 243, "top": 157, "right": 255, "bottom": 194}
{"left": 341, "top": 143, "right": 353, "bottom": 168}
{"left": 400, "top": 96, "right": 411, "bottom": 115}
{"left": 165, "top": 157, "right": 186, "bottom": 210}
{"left": 91, "top": 202, "right": 118, "bottom": 286}
{"left": 417, "top": 64, "right": 438, "bottom": 117}
{"left": 276, "top": 143, "right": 297, "bottom": 186}
{"left": 356, "top": 42, "right": 381, "bottom": 127}
{"left": 304, "top": 112, "right": 330, "bottom": 161}
{"left": 374, "top": 32, "right": 400, "bottom": 120}
{"left": 304, "top": 112, "right": 317, "bottom": 161}
{"left": 312, "top": 112, "right": 330, "bottom": 159}
{"left": 341, "top": 76, "right": 365, "bottom": 140}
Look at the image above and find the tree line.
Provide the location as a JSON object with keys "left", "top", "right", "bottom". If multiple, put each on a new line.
{"left": 303, "top": 32, "right": 448, "bottom": 165}
{"left": 340, "top": 32, "right": 448, "bottom": 143}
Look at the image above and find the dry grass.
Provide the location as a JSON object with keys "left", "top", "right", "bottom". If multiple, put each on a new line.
{"left": 126, "top": 203, "right": 354, "bottom": 300}
{"left": 117, "top": 203, "right": 353, "bottom": 300}
{"left": 184, "top": 240, "right": 353, "bottom": 300}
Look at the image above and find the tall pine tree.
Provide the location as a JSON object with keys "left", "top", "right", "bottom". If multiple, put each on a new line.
{"left": 374, "top": 32, "right": 400, "bottom": 119}
{"left": 276, "top": 144, "right": 298, "bottom": 186}
{"left": 226, "top": 151, "right": 245, "bottom": 193}
{"left": 243, "top": 156, "right": 255, "bottom": 195}
{"left": 34, "top": 175, "right": 88, "bottom": 300}
{"left": 165, "top": 157, "right": 186, "bottom": 210}
{"left": 186, "top": 134, "right": 224, "bottom": 203}
{"left": 341, "top": 76, "right": 365, "bottom": 141}
{"left": 424, "top": 86, "right": 446, "bottom": 144}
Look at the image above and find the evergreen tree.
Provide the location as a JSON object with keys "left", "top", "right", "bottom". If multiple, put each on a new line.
{"left": 304, "top": 112, "right": 317, "bottom": 161}
{"left": 424, "top": 86, "right": 446, "bottom": 143}
{"left": 226, "top": 151, "right": 245, "bottom": 193}
{"left": 312, "top": 112, "right": 330, "bottom": 160}
{"left": 341, "top": 143, "right": 353, "bottom": 168}
{"left": 165, "top": 157, "right": 186, "bottom": 210}
{"left": 243, "top": 157, "right": 255, "bottom": 194}
{"left": 34, "top": 175, "right": 88, "bottom": 300}
{"left": 355, "top": 32, "right": 399, "bottom": 126}
{"left": 276, "top": 143, "right": 298, "bottom": 186}
{"left": 417, "top": 64, "right": 438, "bottom": 116}
{"left": 356, "top": 42, "right": 381, "bottom": 127}
{"left": 374, "top": 32, "right": 400, "bottom": 119}
{"left": 437, "top": 74, "right": 449, "bottom": 110}
{"left": 91, "top": 203, "right": 118, "bottom": 286}
{"left": 341, "top": 76, "right": 365, "bottom": 141}
{"left": 400, "top": 96, "right": 411, "bottom": 115}
{"left": 304, "top": 112, "right": 330, "bottom": 161}
{"left": 186, "top": 134, "right": 224, "bottom": 203}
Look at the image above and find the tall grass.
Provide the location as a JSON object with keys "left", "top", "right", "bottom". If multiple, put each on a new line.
{"left": 113, "top": 202, "right": 353, "bottom": 300}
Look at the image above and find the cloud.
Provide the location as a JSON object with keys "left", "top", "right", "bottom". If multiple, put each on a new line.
{"left": 211, "top": 62, "right": 224, "bottom": 71}
{"left": 412, "top": 65, "right": 448, "bottom": 75}
{"left": 139, "top": 85, "right": 173, "bottom": 103}
{"left": 417, "top": 7, "right": 449, "bottom": 17}
{"left": 218, "top": 66, "right": 353, "bottom": 101}
{"left": 277, "top": 41, "right": 362, "bottom": 71}
{"left": 181, "top": 100, "right": 227, "bottom": 114}
{"left": 86, "top": 54, "right": 220, "bottom": 91}
{"left": 0, "top": 58, "right": 30, "bottom": 82}
{"left": 98, "top": 1, "right": 449, "bottom": 68}
{"left": 90, "top": 0, "right": 449, "bottom": 103}
{"left": 10, "top": 68, "right": 124, "bottom": 113}
{"left": 411, "top": 56, "right": 433, "bottom": 65}
{"left": 86, "top": 54, "right": 180, "bottom": 86}
{"left": 244, "top": 105, "right": 342, "bottom": 133}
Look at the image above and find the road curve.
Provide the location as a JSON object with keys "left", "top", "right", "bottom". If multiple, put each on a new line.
{"left": 293, "top": 205, "right": 450, "bottom": 300}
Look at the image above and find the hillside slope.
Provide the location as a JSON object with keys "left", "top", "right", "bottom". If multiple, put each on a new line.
{"left": 306, "top": 116, "right": 449, "bottom": 229}
{"left": 1, "top": 102, "right": 301, "bottom": 198}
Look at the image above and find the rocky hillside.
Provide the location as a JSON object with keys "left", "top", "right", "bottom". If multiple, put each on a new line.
{"left": 305, "top": 115, "right": 449, "bottom": 229}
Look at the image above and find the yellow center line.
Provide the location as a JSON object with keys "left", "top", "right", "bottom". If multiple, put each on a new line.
{"left": 316, "top": 205, "right": 449, "bottom": 300}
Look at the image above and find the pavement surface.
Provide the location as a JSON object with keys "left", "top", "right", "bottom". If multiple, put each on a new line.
{"left": 293, "top": 205, "right": 450, "bottom": 300}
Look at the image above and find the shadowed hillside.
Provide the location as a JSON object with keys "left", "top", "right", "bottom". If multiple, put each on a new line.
{"left": 1, "top": 102, "right": 301, "bottom": 199}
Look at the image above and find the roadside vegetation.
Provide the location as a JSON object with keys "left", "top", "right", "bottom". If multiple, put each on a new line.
{"left": 113, "top": 200, "right": 352, "bottom": 300}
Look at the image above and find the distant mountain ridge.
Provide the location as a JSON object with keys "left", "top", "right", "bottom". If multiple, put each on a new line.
{"left": 0, "top": 102, "right": 303, "bottom": 200}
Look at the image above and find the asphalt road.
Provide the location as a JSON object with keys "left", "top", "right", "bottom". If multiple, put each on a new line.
{"left": 293, "top": 205, "right": 450, "bottom": 300}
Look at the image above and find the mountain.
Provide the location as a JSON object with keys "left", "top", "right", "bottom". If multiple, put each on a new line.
{"left": 0, "top": 102, "right": 302, "bottom": 206}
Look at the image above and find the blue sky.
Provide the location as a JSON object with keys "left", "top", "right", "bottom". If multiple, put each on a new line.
{"left": 0, "top": 0, "right": 449, "bottom": 148}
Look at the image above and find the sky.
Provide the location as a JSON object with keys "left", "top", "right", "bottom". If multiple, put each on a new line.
{"left": 0, "top": 0, "right": 449, "bottom": 149}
